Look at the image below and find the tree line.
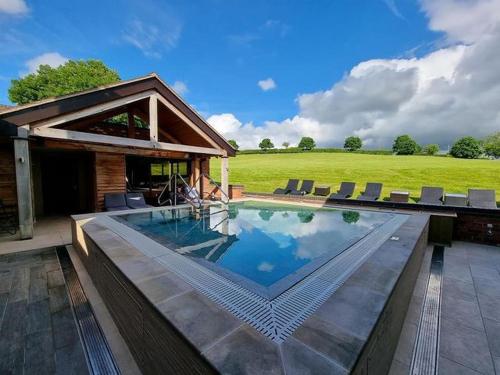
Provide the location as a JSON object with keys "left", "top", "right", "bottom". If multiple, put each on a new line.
{"left": 228, "top": 133, "right": 500, "bottom": 159}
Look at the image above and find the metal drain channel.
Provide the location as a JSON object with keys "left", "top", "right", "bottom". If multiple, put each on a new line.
{"left": 410, "top": 245, "right": 444, "bottom": 375}
{"left": 99, "top": 213, "right": 408, "bottom": 343}
{"left": 56, "top": 246, "right": 120, "bottom": 375}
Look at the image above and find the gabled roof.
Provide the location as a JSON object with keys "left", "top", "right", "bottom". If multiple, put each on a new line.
{"left": 0, "top": 73, "right": 235, "bottom": 156}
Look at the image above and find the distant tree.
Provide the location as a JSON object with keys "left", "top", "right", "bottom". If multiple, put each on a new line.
{"left": 483, "top": 132, "right": 500, "bottom": 158}
{"left": 259, "top": 138, "right": 274, "bottom": 151}
{"left": 450, "top": 136, "right": 483, "bottom": 159}
{"left": 344, "top": 136, "right": 362, "bottom": 151}
{"left": 392, "top": 135, "right": 418, "bottom": 155}
{"left": 9, "top": 60, "right": 120, "bottom": 105}
{"left": 422, "top": 144, "right": 440, "bottom": 155}
{"left": 298, "top": 136, "right": 316, "bottom": 150}
{"left": 282, "top": 141, "right": 290, "bottom": 149}
{"left": 228, "top": 139, "right": 239, "bottom": 150}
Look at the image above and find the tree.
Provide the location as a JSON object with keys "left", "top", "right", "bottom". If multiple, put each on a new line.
{"left": 228, "top": 139, "right": 239, "bottom": 150}
{"left": 298, "top": 136, "right": 316, "bottom": 150}
{"left": 450, "top": 136, "right": 483, "bottom": 159}
{"left": 392, "top": 135, "right": 418, "bottom": 155}
{"left": 483, "top": 132, "right": 500, "bottom": 158}
{"left": 282, "top": 141, "right": 290, "bottom": 149}
{"left": 9, "top": 60, "right": 120, "bottom": 105}
{"left": 344, "top": 136, "right": 362, "bottom": 151}
{"left": 259, "top": 138, "right": 274, "bottom": 151}
{"left": 422, "top": 144, "right": 440, "bottom": 155}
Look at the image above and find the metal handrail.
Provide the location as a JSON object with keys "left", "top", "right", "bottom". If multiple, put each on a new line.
{"left": 158, "top": 172, "right": 230, "bottom": 208}
{"left": 194, "top": 172, "right": 230, "bottom": 204}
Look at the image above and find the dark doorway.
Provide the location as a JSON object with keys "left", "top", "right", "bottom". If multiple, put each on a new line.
{"left": 37, "top": 151, "right": 93, "bottom": 215}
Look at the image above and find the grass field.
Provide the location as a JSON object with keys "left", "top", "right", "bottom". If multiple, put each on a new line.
{"left": 210, "top": 153, "right": 500, "bottom": 202}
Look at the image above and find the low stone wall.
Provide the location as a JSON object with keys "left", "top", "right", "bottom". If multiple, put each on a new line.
{"left": 71, "top": 218, "right": 216, "bottom": 375}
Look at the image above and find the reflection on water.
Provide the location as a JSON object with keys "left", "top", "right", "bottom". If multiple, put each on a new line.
{"left": 115, "top": 201, "right": 394, "bottom": 289}
{"left": 342, "top": 211, "right": 360, "bottom": 224}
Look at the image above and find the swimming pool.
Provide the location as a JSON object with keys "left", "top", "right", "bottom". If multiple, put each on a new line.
{"left": 113, "top": 200, "right": 400, "bottom": 299}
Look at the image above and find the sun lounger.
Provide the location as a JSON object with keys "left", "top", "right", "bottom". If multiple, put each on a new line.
{"left": 104, "top": 193, "right": 129, "bottom": 211}
{"left": 357, "top": 183, "right": 382, "bottom": 201}
{"left": 126, "top": 193, "right": 152, "bottom": 209}
{"left": 419, "top": 187, "right": 444, "bottom": 206}
{"left": 274, "top": 179, "right": 299, "bottom": 195}
{"left": 468, "top": 189, "right": 498, "bottom": 209}
{"left": 329, "top": 182, "right": 356, "bottom": 199}
{"left": 290, "top": 180, "right": 315, "bottom": 195}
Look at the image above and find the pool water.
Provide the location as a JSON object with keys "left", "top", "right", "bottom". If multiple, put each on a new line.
{"left": 114, "top": 201, "right": 396, "bottom": 299}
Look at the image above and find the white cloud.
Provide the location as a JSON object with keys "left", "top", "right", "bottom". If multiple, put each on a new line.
{"left": 171, "top": 80, "right": 188, "bottom": 95}
{"left": 383, "top": 0, "right": 404, "bottom": 19}
{"left": 257, "top": 262, "right": 274, "bottom": 272}
{"left": 210, "top": 0, "right": 500, "bottom": 149}
{"left": 258, "top": 78, "right": 276, "bottom": 91}
{"left": 22, "top": 52, "right": 68, "bottom": 76}
{"left": 123, "top": 19, "right": 181, "bottom": 58}
{"left": 421, "top": 0, "right": 500, "bottom": 44}
{"left": 0, "top": 0, "right": 28, "bottom": 14}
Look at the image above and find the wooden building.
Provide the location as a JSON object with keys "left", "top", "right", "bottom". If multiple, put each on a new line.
{"left": 0, "top": 73, "right": 235, "bottom": 239}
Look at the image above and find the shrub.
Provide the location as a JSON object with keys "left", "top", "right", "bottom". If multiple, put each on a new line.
{"left": 422, "top": 144, "right": 440, "bottom": 155}
{"left": 228, "top": 139, "right": 239, "bottom": 150}
{"left": 344, "top": 136, "right": 362, "bottom": 151}
{"left": 483, "top": 132, "right": 500, "bottom": 158}
{"left": 259, "top": 138, "right": 274, "bottom": 151}
{"left": 392, "top": 135, "right": 418, "bottom": 155}
{"left": 298, "top": 137, "right": 316, "bottom": 150}
{"left": 450, "top": 137, "right": 483, "bottom": 159}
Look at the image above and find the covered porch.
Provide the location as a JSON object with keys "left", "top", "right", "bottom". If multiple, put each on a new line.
{"left": 0, "top": 74, "right": 236, "bottom": 240}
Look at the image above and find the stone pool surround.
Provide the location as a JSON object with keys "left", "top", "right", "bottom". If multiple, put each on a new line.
{"left": 71, "top": 202, "right": 429, "bottom": 374}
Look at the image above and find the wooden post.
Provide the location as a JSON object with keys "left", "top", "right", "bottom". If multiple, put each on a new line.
{"left": 193, "top": 158, "right": 201, "bottom": 192}
{"left": 14, "top": 126, "right": 34, "bottom": 239}
{"left": 221, "top": 156, "right": 229, "bottom": 198}
{"left": 127, "top": 108, "right": 136, "bottom": 139}
{"left": 149, "top": 95, "right": 158, "bottom": 142}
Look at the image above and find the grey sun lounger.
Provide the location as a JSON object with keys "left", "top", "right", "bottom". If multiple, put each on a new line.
{"left": 468, "top": 189, "right": 498, "bottom": 209}
{"left": 329, "top": 182, "right": 356, "bottom": 199}
{"left": 290, "top": 180, "right": 315, "bottom": 195}
{"left": 357, "top": 183, "right": 383, "bottom": 201}
{"left": 104, "top": 193, "right": 129, "bottom": 211}
{"left": 419, "top": 187, "right": 444, "bottom": 205}
{"left": 274, "top": 179, "right": 299, "bottom": 195}
{"left": 126, "top": 193, "right": 152, "bottom": 209}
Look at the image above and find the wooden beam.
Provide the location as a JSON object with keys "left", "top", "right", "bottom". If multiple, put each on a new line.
{"left": 149, "top": 95, "right": 158, "bottom": 141}
{"left": 32, "top": 90, "right": 156, "bottom": 129}
{"left": 35, "top": 139, "right": 191, "bottom": 159}
{"left": 30, "top": 127, "right": 224, "bottom": 156}
{"left": 14, "top": 125, "right": 33, "bottom": 239}
{"left": 156, "top": 94, "right": 221, "bottom": 150}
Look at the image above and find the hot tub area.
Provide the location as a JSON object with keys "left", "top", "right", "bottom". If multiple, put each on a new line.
{"left": 71, "top": 200, "right": 429, "bottom": 374}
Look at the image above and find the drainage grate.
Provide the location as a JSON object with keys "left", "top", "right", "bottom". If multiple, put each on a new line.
{"left": 148, "top": 214, "right": 409, "bottom": 343}
{"left": 410, "top": 245, "right": 444, "bottom": 375}
{"left": 56, "top": 246, "right": 121, "bottom": 375}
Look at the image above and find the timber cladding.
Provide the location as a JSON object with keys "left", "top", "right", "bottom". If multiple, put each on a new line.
{"left": 94, "top": 152, "right": 126, "bottom": 211}
{"left": 0, "top": 143, "right": 17, "bottom": 206}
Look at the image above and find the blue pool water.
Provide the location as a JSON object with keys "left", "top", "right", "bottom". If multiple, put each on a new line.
{"left": 114, "top": 201, "right": 397, "bottom": 299}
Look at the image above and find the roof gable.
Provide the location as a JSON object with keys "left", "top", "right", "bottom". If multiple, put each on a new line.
{"left": 0, "top": 74, "right": 235, "bottom": 156}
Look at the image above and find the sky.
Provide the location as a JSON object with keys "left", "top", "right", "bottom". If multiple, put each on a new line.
{"left": 0, "top": 0, "right": 499, "bottom": 149}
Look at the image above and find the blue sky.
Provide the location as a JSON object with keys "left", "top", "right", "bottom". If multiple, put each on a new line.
{"left": 1, "top": 0, "right": 499, "bottom": 148}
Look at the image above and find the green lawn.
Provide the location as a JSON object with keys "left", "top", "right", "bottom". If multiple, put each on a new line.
{"left": 210, "top": 153, "right": 500, "bottom": 202}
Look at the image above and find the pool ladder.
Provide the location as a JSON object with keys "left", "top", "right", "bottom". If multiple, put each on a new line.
{"left": 158, "top": 172, "right": 230, "bottom": 208}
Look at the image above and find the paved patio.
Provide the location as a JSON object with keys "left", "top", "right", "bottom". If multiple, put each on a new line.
{"left": 0, "top": 216, "right": 71, "bottom": 256}
{"left": 0, "top": 247, "right": 89, "bottom": 374}
{"left": 390, "top": 241, "right": 500, "bottom": 375}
